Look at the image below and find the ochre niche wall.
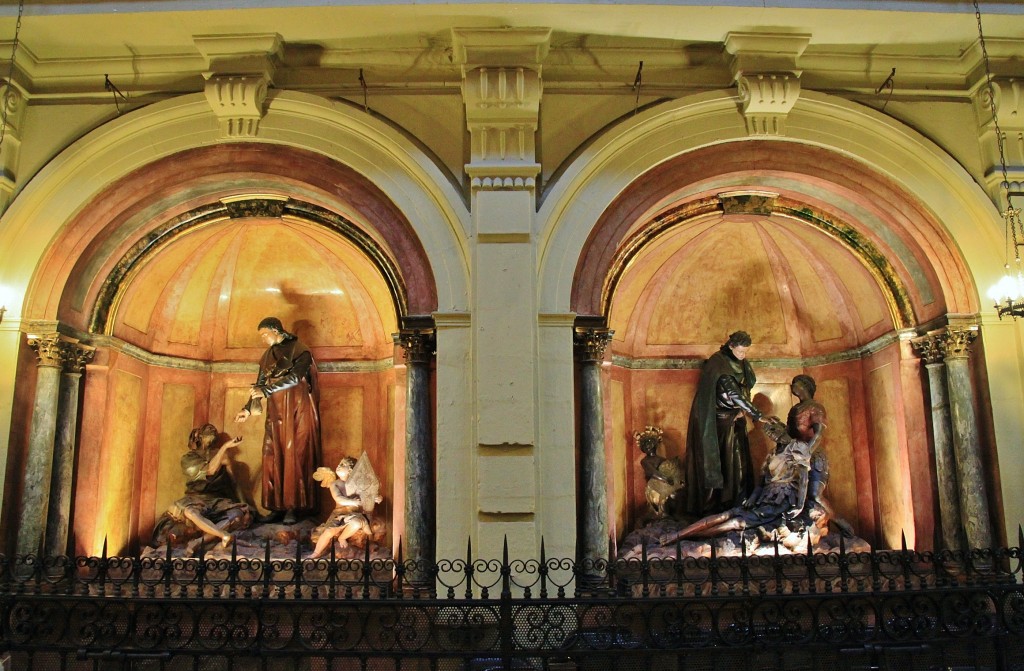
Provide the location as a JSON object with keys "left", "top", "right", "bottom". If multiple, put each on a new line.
{"left": 71, "top": 354, "right": 399, "bottom": 556}
{"left": 606, "top": 352, "right": 924, "bottom": 550}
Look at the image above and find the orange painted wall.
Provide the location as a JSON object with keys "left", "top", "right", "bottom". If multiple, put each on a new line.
{"left": 606, "top": 350, "right": 933, "bottom": 550}
{"left": 66, "top": 350, "right": 399, "bottom": 556}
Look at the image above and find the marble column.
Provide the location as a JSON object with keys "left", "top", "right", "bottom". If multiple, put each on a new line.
{"left": 17, "top": 332, "right": 68, "bottom": 556}
{"left": 396, "top": 329, "right": 436, "bottom": 576}
{"left": 911, "top": 334, "right": 964, "bottom": 551}
{"left": 940, "top": 327, "right": 993, "bottom": 550}
{"left": 574, "top": 327, "right": 613, "bottom": 575}
{"left": 45, "top": 342, "right": 94, "bottom": 557}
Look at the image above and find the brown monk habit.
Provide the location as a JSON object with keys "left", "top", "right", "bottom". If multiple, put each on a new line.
{"left": 246, "top": 335, "right": 322, "bottom": 514}
{"left": 683, "top": 346, "right": 759, "bottom": 516}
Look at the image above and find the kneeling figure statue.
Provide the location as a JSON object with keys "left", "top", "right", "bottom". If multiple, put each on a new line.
{"left": 662, "top": 374, "right": 849, "bottom": 552}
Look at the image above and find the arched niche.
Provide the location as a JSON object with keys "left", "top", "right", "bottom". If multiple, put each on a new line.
{"left": 560, "top": 131, "right": 993, "bottom": 553}
{"left": 8, "top": 141, "right": 447, "bottom": 556}
{"left": 0, "top": 92, "right": 471, "bottom": 556}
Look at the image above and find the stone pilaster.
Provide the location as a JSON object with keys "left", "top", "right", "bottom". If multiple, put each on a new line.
{"left": 724, "top": 32, "right": 808, "bottom": 136}
{"left": 17, "top": 332, "right": 70, "bottom": 555}
{"left": 452, "top": 28, "right": 550, "bottom": 557}
{"left": 574, "top": 327, "right": 613, "bottom": 576}
{"left": 45, "top": 342, "right": 94, "bottom": 557}
{"left": 395, "top": 328, "right": 436, "bottom": 576}
{"left": 938, "top": 327, "right": 993, "bottom": 550}
{"left": 911, "top": 334, "right": 964, "bottom": 551}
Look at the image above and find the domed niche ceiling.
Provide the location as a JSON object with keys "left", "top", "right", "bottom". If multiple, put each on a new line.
{"left": 606, "top": 211, "right": 906, "bottom": 547}
{"left": 609, "top": 213, "right": 893, "bottom": 358}
{"left": 109, "top": 216, "right": 398, "bottom": 360}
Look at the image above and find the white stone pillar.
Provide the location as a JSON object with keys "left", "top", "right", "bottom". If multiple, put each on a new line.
{"left": 453, "top": 28, "right": 550, "bottom": 559}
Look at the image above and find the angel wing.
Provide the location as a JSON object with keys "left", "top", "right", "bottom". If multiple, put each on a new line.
{"left": 348, "top": 452, "right": 381, "bottom": 513}
{"left": 313, "top": 466, "right": 338, "bottom": 489}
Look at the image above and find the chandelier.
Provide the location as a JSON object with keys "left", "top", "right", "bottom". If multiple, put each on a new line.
{"left": 977, "top": 1, "right": 1024, "bottom": 319}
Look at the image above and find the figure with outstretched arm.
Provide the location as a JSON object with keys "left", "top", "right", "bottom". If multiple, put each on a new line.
{"left": 663, "top": 375, "right": 825, "bottom": 546}
{"left": 682, "top": 330, "right": 767, "bottom": 516}
{"left": 235, "top": 317, "right": 321, "bottom": 524}
{"left": 151, "top": 424, "right": 254, "bottom": 553}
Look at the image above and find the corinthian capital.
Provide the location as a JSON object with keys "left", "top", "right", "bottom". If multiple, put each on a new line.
{"left": 939, "top": 327, "right": 978, "bottom": 360}
{"left": 65, "top": 342, "right": 96, "bottom": 374}
{"left": 573, "top": 328, "right": 614, "bottom": 364}
{"left": 910, "top": 333, "right": 946, "bottom": 365}
{"left": 395, "top": 329, "right": 436, "bottom": 365}
{"left": 26, "top": 332, "right": 65, "bottom": 368}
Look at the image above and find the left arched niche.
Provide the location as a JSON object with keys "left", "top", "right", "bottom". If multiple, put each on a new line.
{"left": 13, "top": 143, "right": 436, "bottom": 556}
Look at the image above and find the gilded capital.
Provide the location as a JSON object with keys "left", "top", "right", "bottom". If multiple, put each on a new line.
{"left": 910, "top": 334, "right": 946, "bottom": 365}
{"left": 65, "top": 342, "right": 96, "bottom": 374}
{"left": 395, "top": 329, "right": 436, "bottom": 365}
{"left": 940, "top": 327, "right": 978, "bottom": 360}
{"left": 574, "top": 328, "right": 614, "bottom": 363}
{"left": 26, "top": 333, "right": 65, "bottom": 368}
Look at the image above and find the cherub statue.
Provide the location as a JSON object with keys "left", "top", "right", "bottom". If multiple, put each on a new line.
{"left": 309, "top": 453, "right": 383, "bottom": 559}
{"left": 636, "top": 426, "right": 684, "bottom": 519}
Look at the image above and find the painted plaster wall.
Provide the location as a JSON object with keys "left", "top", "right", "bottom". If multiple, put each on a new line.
{"left": 0, "top": 79, "right": 1020, "bottom": 562}
{"left": 606, "top": 353, "right": 924, "bottom": 549}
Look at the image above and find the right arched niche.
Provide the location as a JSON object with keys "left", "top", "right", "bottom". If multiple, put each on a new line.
{"left": 572, "top": 140, "right": 992, "bottom": 552}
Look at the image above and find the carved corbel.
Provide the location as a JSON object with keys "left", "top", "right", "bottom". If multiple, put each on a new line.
{"left": 972, "top": 76, "right": 1024, "bottom": 197}
{"left": 724, "top": 32, "right": 809, "bottom": 137}
{"left": 0, "top": 79, "right": 26, "bottom": 213}
{"left": 195, "top": 34, "right": 281, "bottom": 139}
{"left": 451, "top": 28, "right": 550, "bottom": 189}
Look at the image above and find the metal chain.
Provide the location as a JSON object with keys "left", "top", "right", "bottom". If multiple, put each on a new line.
{"left": 974, "top": 0, "right": 1023, "bottom": 265}
{"left": 975, "top": 0, "right": 1009, "bottom": 191}
{"left": 0, "top": 0, "right": 25, "bottom": 155}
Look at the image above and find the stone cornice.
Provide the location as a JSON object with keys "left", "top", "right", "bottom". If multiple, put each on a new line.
{"left": 9, "top": 33, "right": 1024, "bottom": 99}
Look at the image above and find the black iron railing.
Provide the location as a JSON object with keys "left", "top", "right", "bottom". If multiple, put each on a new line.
{"left": 1, "top": 535, "right": 1023, "bottom": 671}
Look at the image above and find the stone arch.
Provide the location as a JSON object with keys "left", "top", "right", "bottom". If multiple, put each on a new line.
{"left": 0, "top": 91, "right": 469, "bottom": 556}
{"left": 2, "top": 90, "right": 470, "bottom": 324}
{"left": 539, "top": 90, "right": 1005, "bottom": 551}
{"left": 537, "top": 90, "right": 999, "bottom": 318}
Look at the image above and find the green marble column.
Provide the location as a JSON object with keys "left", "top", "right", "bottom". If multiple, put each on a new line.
{"left": 940, "top": 327, "right": 993, "bottom": 551}
{"left": 46, "top": 342, "right": 94, "bottom": 556}
{"left": 17, "top": 333, "right": 67, "bottom": 556}
{"left": 574, "top": 328, "right": 613, "bottom": 579}
{"left": 911, "top": 334, "right": 963, "bottom": 551}
{"left": 396, "top": 329, "right": 436, "bottom": 581}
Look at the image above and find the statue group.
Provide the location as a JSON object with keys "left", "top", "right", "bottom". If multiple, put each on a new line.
{"left": 146, "top": 317, "right": 387, "bottom": 560}
{"left": 623, "top": 331, "right": 861, "bottom": 559}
